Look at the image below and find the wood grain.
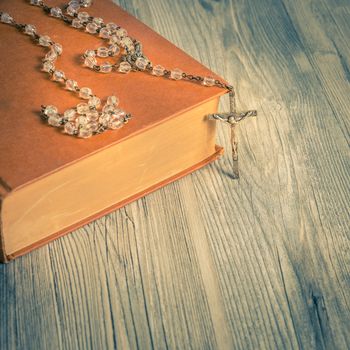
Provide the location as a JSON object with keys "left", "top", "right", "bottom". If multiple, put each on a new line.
{"left": 1, "top": 0, "right": 349, "bottom": 349}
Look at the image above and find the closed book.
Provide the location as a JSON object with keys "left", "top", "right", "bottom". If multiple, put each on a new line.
{"left": 0, "top": 0, "right": 226, "bottom": 262}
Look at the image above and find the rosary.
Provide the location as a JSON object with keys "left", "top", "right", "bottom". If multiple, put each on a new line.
{"left": 0, "top": 0, "right": 257, "bottom": 177}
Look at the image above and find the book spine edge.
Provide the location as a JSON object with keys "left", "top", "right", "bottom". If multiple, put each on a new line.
{"left": 0, "top": 178, "right": 13, "bottom": 263}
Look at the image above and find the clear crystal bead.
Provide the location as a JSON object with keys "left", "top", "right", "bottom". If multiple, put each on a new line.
{"left": 76, "top": 103, "right": 90, "bottom": 114}
{"left": 86, "top": 22, "right": 98, "bottom": 34}
{"left": 109, "top": 36, "right": 120, "bottom": 45}
{"left": 24, "top": 24, "right": 36, "bottom": 35}
{"left": 107, "top": 96, "right": 119, "bottom": 106}
{"left": 86, "top": 110, "right": 99, "bottom": 121}
{"left": 116, "top": 28, "right": 127, "bottom": 38}
{"left": 77, "top": 11, "right": 89, "bottom": 22}
{"left": 64, "top": 121, "right": 77, "bottom": 135}
{"left": 48, "top": 115, "right": 62, "bottom": 127}
{"left": 0, "top": 13, "right": 13, "bottom": 24}
{"left": 81, "top": 0, "right": 93, "bottom": 7}
{"left": 45, "top": 50, "right": 57, "bottom": 62}
{"left": 44, "top": 105, "right": 58, "bottom": 117}
{"left": 102, "top": 104, "right": 116, "bottom": 114}
{"left": 85, "top": 49, "right": 96, "bottom": 57}
{"left": 65, "top": 79, "right": 78, "bottom": 91}
{"left": 88, "top": 121, "right": 99, "bottom": 132}
{"left": 78, "top": 125, "right": 93, "bottom": 138}
{"left": 98, "top": 113, "right": 110, "bottom": 127}
{"left": 170, "top": 68, "right": 183, "bottom": 80}
{"left": 93, "top": 17, "right": 103, "bottom": 27}
{"left": 30, "top": 0, "right": 42, "bottom": 5}
{"left": 76, "top": 115, "right": 89, "bottom": 126}
{"left": 38, "top": 35, "right": 52, "bottom": 46}
{"left": 108, "top": 110, "right": 125, "bottom": 129}
{"left": 120, "top": 37, "right": 134, "bottom": 50}
{"left": 106, "top": 22, "right": 117, "bottom": 32}
{"left": 79, "top": 87, "right": 92, "bottom": 99}
{"left": 99, "top": 27, "right": 110, "bottom": 39}
{"left": 84, "top": 56, "right": 97, "bottom": 68}
{"left": 66, "top": 3, "right": 80, "bottom": 16}
{"left": 108, "top": 45, "right": 120, "bottom": 55}
{"left": 88, "top": 96, "right": 101, "bottom": 108}
{"left": 100, "top": 62, "right": 112, "bottom": 73}
{"left": 64, "top": 109, "right": 76, "bottom": 121}
{"left": 71, "top": 19, "right": 83, "bottom": 28}
{"left": 52, "top": 43, "right": 63, "bottom": 55}
{"left": 118, "top": 61, "right": 131, "bottom": 74}
{"left": 42, "top": 61, "right": 55, "bottom": 72}
{"left": 53, "top": 70, "right": 65, "bottom": 81}
{"left": 97, "top": 47, "right": 109, "bottom": 58}
{"left": 202, "top": 76, "right": 215, "bottom": 86}
{"left": 50, "top": 7, "right": 62, "bottom": 17}
{"left": 135, "top": 57, "right": 148, "bottom": 70}
{"left": 152, "top": 64, "right": 165, "bottom": 77}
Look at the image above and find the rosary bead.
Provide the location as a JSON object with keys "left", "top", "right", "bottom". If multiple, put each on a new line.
{"left": 78, "top": 125, "right": 93, "bottom": 138}
{"left": 42, "top": 61, "right": 55, "bottom": 72}
{"left": 116, "top": 27, "right": 127, "bottom": 38}
{"left": 97, "top": 47, "right": 109, "bottom": 58}
{"left": 108, "top": 110, "right": 125, "bottom": 129}
{"left": 108, "top": 44, "right": 120, "bottom": 55}
{"left": 85, "top": 49, "right": 95, "bottom": 57}
{"left": 135, "top": 57, "right": 148, "bottom": 70}
{"left": 86, "top": 110, "right": 99, "bottom": 121}
{"left": 76, "top": 103, "right": 90, "bottom": 114}
{"left": 30, "top": 0, "right": 42, "bottom": 5}
{"left": 102, "top": 104, "right": 116, "bottom": 114}
{"left": 86, "top": 22, "right": 98, "bottom": 34}
{"left": 170, "top": 68, "right": 183, "bottom": 80}
{"left": 202, "top": 76, "right": 215, "bottom": 87}
{"left": 53, "top": 70, "right": 65, "bottom": 82}
{"left": 77, "top": 11, "right": 90, "bottom": 23}
{"left": 81, "top": 0, "right": 93, "bottom": 8}
{"left": 84, "top": 56, "right": 97, "bottom": 68}
{"left": 106, "top": 22, "right": 118, "bottom": 33}
{"left": 109, "top": 36, "right": 121, "bottom": 45}
{"left": 99, "top": 27, "right": 110, "bottom": 39}
{"left": 0, "top": 13, "right": 13, "bottom": 24}
{"left": 44, "top": 50, "right": 58, "bottom": 62}
{"left": 48, "top": 114, "right": 62, "bottom": 127}
{"left": 38, "top": 35, "right": 52, "bottom": 46}
{"left": 99, "top": 113, "right": 110, "bottom": 127}
{"left": 66, "top": 4, "right": 80, "bottom": 16}
{"left": 88, "top": 96, "right": 101, "bottom": 108}
{"left": 120, "top": 37, "right": 134, "bottom": 50}
{"left": 44, "top": 105, "right": 58, "bottom": 117}
{"left": 152, "top": 64, "right": 165, "bottom": 77}
{"left": 64, "top": 121, "right": 77, "bottom": 135}
{"left": 24, "top": 24, "right": 36, "bottom": 36}
{"left": 50, "top": 7, "right": 62, "bottom": 18}
{"left": 88, "top": 121, "right": 99, "bottom": 132}
{"left": 65, "top": 79, "right": 78, "bottom": 91}
{"left": 79, "top": 87, "right": 92, "bottom": 99}
{"left": 93, "top": 17, "right": 104, "bottom": 27}
{"left": 76, "top": 115, "right": 90, "bottom": 126}
{"left": 52, "top": 43, "right": 63, "bottom": 55}
{"left": 64, "top": 109, "right": 76, "bottom": 121}
{"left": 107, "top": 96, "right": 119, "bottom": 106}
{"left": 118, "top": 61, "right": 131, "bottom": 74}
{"left": 71, "top": 18, "right": 83, "bottom": 28}
{"left": 100, "top": 62, "right": 113, "bottom": 73}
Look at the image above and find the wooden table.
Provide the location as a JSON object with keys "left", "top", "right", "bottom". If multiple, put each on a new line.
{"left": 1, "top": 0, "right": 349, "bottom": 349}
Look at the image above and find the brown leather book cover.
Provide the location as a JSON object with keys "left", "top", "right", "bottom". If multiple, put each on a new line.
{"left": 0, "top": 0, "right": 227, "bottom": 262}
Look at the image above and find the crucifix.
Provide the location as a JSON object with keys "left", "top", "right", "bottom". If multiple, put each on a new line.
{"left": 207, "top": 89, "right": 257, "bottom": 179}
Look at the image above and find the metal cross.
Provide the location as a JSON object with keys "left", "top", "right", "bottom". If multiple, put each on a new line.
{"left": 207, "top": 90, "right": 257, "bottom": 179}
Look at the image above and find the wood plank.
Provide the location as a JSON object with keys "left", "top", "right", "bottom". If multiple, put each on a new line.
{"left": 0, "top": 0, "right": 349, "bottom": 349}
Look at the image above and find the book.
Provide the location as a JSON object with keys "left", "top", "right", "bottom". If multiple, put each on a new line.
{"left": 0, "top": 0, "right": 226, "bottom": 262}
